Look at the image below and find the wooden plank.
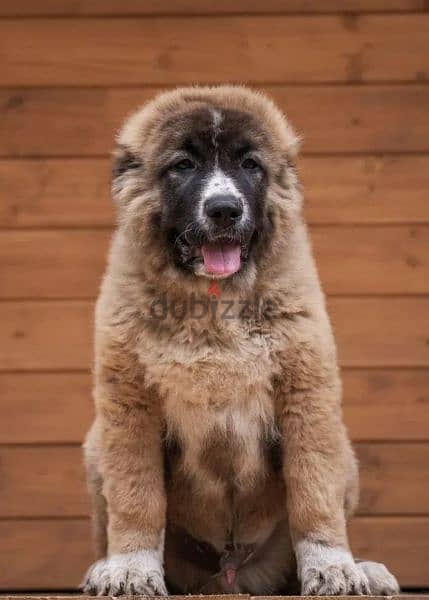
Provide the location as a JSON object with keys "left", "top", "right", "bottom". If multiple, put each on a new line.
{"left": 1, "top": 226, "right": 428, "bottom": 298}
{"left": 0, "top": 519, "right": 92, "bottom": 590}
{"left": 0, "top": 301, "right": 93, "bottom": 370}
{"left": 0, "top": 230, "right": 109, "bottom": 299}
{"left": 1, "top": 86, "right": 429, "bottom": 157}
{"left": 0, "top": 0, "right": 426, "bottom": 17}
{"left": 0, "top": 517, "right": 426, "bottom": 588}
{"left": 0, "top": 16, "right": 428, "bottom": 86}
{"left": 0, "top": 443, "right": 427, "bottom": 517}
{"left": 0, "top": 159, "right": 114, "bottom": 227}
{"left": 356, "top": 443, "right": 429, "bottom": 514}
{"left": 329, "top": 297, "right": 429, "bottom": 368}
{"left": 0, "top": 298, "right": 428, "bottom": 370}
{"left": 0, "top": 373, "right": 93, "bottom": 444}
{"left": 349, "top": 517, "right": 429, "bottom": 587}
{"left": 0, "top": 593, "right": 428, "bottom": 600}
{"left": 1, "top": 156, "right": 429, "bottom": 227}
{"left": 0, "top": 447, "right": 89, "bottom": 517}
{"left": 342, "top": 369, "right": 429, "bottom": 441}
{"left": 302, "top": 155, "right": 429, "bottom": 225}
{"left": 0, "top": 370, "right": 428, "bottom": 444}
{"left": 312, "top": 225, "right": 429, "bottom": 295}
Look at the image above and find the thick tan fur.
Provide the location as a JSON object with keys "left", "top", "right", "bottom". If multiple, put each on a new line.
{"left": 82, "top": 86, "right": 399, "bottom": 596}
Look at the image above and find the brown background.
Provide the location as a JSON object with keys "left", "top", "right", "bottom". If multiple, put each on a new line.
{"left": 0, "top": 0, "right": 428, "bottom": 591}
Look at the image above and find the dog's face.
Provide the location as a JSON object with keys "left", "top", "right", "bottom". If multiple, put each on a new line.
{"left": 113, "top": 87, "right": 300, "bottom": 285}
{"left": 158, "top": 108, "right": 270, "bottom": 279}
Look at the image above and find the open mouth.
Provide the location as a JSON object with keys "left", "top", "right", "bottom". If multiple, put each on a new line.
{"left": 199, "top": 242, "right": 242, "bottom": 276}
{"left": 169, "top": 228, "right": 255, "bottom": 278}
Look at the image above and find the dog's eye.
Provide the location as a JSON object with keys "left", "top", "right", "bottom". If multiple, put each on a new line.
{"left": 173, "top": 158, "right": 195, "bottom": 171}
{"left": 241, "top": 157, "right": 259, "bottom": 170}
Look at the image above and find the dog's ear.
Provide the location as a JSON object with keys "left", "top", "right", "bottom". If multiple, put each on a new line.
{"left": 112, "top": 145, "right": 142, "bottom": 180}
{"left": 111, "top": 145, "right": 143, "bottom": 203}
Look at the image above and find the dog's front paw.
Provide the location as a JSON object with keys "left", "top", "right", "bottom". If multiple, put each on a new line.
{"left": 302, "top": 562, "right": 370, "bottom": 595}
{"left": 357, "top": 560, "right": 400, "bottom": 595}
{"left": 81, "top": 550, "right": 168, "bottom": 596}
{"left": 297, "top": 540, "right": 370, "bottom": 596}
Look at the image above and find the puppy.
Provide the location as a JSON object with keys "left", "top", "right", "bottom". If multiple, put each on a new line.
{"left": 81, "top": 86, "right": 399, "bottom": 596}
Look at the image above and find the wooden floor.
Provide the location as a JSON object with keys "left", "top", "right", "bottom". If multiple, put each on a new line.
{"left": 0, "top": 594, "right": 429, "bottom": 600}
{"left": 0, "top": 0, "right": 428, "bottom": 593}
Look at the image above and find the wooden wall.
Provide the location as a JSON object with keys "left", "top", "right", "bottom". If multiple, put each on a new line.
{"left": 0, "top": 0, "right": 428, "bottom": 591}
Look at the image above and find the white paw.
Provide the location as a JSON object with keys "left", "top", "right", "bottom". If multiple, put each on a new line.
{"left": 302, "top": 562, "right": 370, "bottom": 595}
{"left": 297, "top": 540, "right": 370, "bottom": 596}
{"left": 357, "top": 560, "right": 400, "bottom": 595}
{"left": 81, "top": 550, "right": 168, "bottom": 596}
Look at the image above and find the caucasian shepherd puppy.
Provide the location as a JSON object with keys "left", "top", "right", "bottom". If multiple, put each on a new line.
{"left": 82, "top": 86, "right": 399, "bottom": 597}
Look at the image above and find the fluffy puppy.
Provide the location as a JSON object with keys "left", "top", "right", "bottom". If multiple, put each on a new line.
{"left": 81, "top": 86, "right": 399, "bottom": 596}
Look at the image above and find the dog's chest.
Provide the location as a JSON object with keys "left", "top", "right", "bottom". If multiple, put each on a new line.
{"left": 141, "top": 326, "right": 279, "bottom": 487}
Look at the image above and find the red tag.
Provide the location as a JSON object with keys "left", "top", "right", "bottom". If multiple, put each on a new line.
{"left": 207, "top": 281, "right": 220, "bottom": 298}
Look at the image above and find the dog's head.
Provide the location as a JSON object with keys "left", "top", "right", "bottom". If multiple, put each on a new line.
{"left": 113, "top": 86, "right": 301, "bottom": 288}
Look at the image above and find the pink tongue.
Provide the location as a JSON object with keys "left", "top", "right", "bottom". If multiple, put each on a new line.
{"left": 202, "top": 243, "right": 241, "bottom": 275}
{"left": 225, "top": 568, "right": 236, "bottom": 586}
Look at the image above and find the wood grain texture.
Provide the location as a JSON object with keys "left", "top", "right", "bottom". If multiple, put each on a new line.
{"left": 0, "top": 447, "right": 90, "bottom": 517}
{"left": 356, "top": 443, "right": 429, "bottom": 514}
{"left": 0, "top": 301, "right": 93, "bottom": 371}
{"left": 2, "top": 85, "right": 429, "bottom": 156}
{"left": 15, "top": 16, "right": 429, "bottom": 85}
{"left": 0, "top": 0, "right": 426, "bottom": 16}
{"left": 0, "top": 597, "right": 426, "bottom": 600}
{"left": 0, "top": 517, "right": 427, "bottom": 588}
{"left": 0, "top": 370, "right": 428, "bottom": 444}
{"left": 301, "top": 155, "right": 429, "bottom": 224}
{"left": 0, "top": 159, "right": 114, "bottom": 227}
{"left": 342, "top": 369, "right": 429, "bottom": 441}
{"left": 1, "top": 15, "right": 428, "bottom": 86}
{"left": 0, "top": 373, "right": 93, "bottom": 443}
{"left": 0, "top": 519, "right": 92, "bottom": 590}
{"left": 1, "top": 226, "right": 428, "bottom": 298}
{"left": 1, "top": 298, "right": 428, "bottom": 370}
{"left": 2, "top": 156, "right": 429, "bottom": 227}
{"left": 0, "top": 443, "right": 427, "bottom": 517}
{"left": 328, "top": 297, "right": 429, "bottom": 367}
{"left": 349, "top": 517, "right": 429, "bottom": 586}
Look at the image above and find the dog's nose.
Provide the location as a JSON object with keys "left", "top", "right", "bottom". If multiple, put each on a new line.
{"left": 205, "top": 195, "right": 243, "bottom": 228}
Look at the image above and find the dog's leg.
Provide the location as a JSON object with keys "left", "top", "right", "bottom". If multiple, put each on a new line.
{"left": 280, "top": 346, "right": 370, "bottom": 596}
{"left": 83, "top": 424, "right": 108, "bottom": 559}
{"left": 81, "top": 343, "right": 167, "bottom": 596}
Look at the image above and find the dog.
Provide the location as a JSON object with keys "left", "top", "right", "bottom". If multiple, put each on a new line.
{"left": 81, "top": 86, "right": 399, "bottom": 596}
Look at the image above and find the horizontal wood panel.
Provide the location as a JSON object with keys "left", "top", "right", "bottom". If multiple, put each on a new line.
{"left": 0, "top": 230, "right": 108, "bottom": 299}
{"left": 2, "top": 85, "right": 429, "bottom": 158}
{"left": 0, "top": 370, "right": 428, "bottom": 444}
{"left": 0, "top": 517, "right": 427, "bottom": 588}
{"left": 356, "top": 443, "right": 429, "bottom": 514}
{"left": 2, "top": 156, "right": 429, "bottom": 227}
{"left": 1, "top": 298, "right": 428, "bottom": 370}
{"left": 342, "top": 369, "right": 429, "bottom": 441}
{"left": 301, "top": 155, "right": 429, "bottom": 224}
{"left": 329, "top": 297, "right": 429, "bottom": 367}
{"left": 0, "top": 373, "right": 93, "bottom": 443}
{"left": 0, "top": 443, "right": 427, "bottom": 517}
{"left": 312, "top": 225, "right": 429, "bottom": 295}
{"left": 348, "top": 517, "right": 429, "bottom": 586}
{"left": 0, "top": 301, "right": 94, "bottom": 371}
{"left": 1, "top": 0, "right": 426, "bottom": 16}
{"left": 2, "top": 85, "right": 428, "bottom": 157}
{"left": 0, "top": 447, "right": 89, "bottom": 517}
{"left": 1, "top": 16, "right": 428, "bottom": 86}
{"left": 1, "top": 226, "right": 428, "bottom": 297}
{"left": 0, "top": 519, "right": 92, "bottom": 590}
